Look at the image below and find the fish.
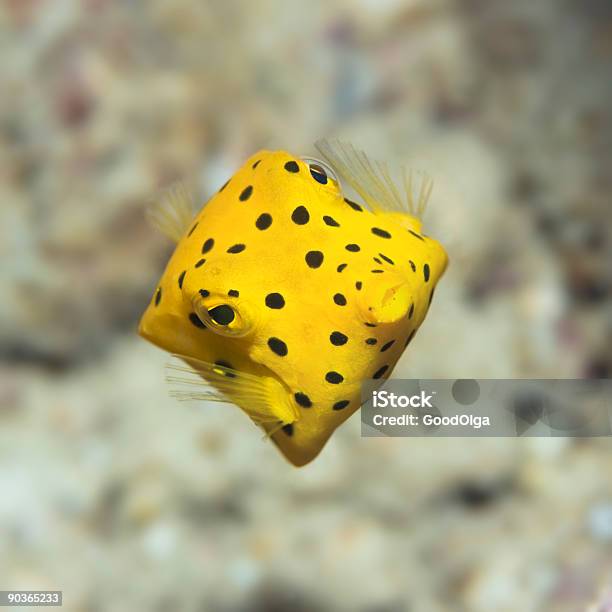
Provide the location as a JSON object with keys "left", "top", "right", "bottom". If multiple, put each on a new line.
{"left": 138, "top": 140, "right": 448, "bottom": 466}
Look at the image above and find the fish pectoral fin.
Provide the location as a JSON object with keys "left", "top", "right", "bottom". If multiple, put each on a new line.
{"left": 166, "top": 354, "right": 299, "bottom": 428}
{"left": 146, "top": 182, "right": 196, "bottom": 242}
{"left": 357, "top": 273, "right": 412, "bottom": 324}
{"left": 315, "top": 138, "right": 432, "bottom": 219}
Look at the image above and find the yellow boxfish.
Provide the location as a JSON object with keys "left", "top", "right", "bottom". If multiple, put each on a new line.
{"left": 139, "top": 140, "right": 448, "bottom": 466}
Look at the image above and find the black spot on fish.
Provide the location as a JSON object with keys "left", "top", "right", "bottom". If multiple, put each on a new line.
{"left": 379, "top": 253, "right": 394, "bottom": 265}
{"left": 409, "top": 303, "right": 414, "bottom": 319}
{"left": 356, "top": 281, "right": 362, "bottom": 291}
{"left": 195, "top": 258, "right": 206, "bottom": 268}
{"left": 282, "top": 423, "right": 294, "bottom": 436}
{"left": 284, "top": 160, "right": 299, "bottom": 173}
{"left": 199, "top": 289, "right": 210, "bottom": 298}
{"left": 325, "top": 371, "right": 344, "bottom": 384}
{"left": 373, "top": 365, "right": 389, "bottom": 379}
{"left": 228, "top": 289, "right": 239, "bottom": 297}
{"left": 178, "top": 270, "right": 186, "bottom": 289}
{"left": 214, "top": 360, "right": 236, "bottom": 378}
{"left": 371, "top": 269, "right": 384, "bottom": 274}
{"left": 187, "top": 222, "right": 198, "bottom": 237}
{"left": 209, "top": 304, "right": 235, "bottom": 325}
{"left": 373, "top": 257, "right": 382, "bottom": 264}
{"left": 409, "top": 230, "right": 424, "bottom": 242}
{"left": 256, "top": 213, "right": 272, "bottom": 230}
{"left": 291, "top": 205, "right": 310, "bottom": 225}
{"left": 409, "top": 260, "right": 416, "bottom": 272}
{"left": 155, "top": 287, "right": 162, "bottom": 306}
{"left": 333, "top": 293, "right": 347, "bottom": 306}
{"left": 265, "top": 293, "right": 285, "bottom": 309}
{"left": 239, "top": 185, "right": 253, "bottom": 201}
{"left": 219, "top": 179, "right": 229, "bottom": 192}
{"left": 405, "top": 329, "right": 416, "bottom": 347}
{"left": 252, "top": 159, "right": 261, "bottom": 169}
{"left": 424, "top": 263, "right": 430, "bottom": 282}
{"left": 330, "top": 331, "right": 348, "bottom": 346}
{"left": 294, "top": 392, "right": 312, "bottom": 408}
{"left": 345, "top": 198, "right": 363, "bottom": 212}
{"left": 305, "top": 250, "right": 324, "bottom": 268}
{"left": 380, "top": 340, "right": 395, "bottom": 352}
{"left": 202, "top": 238, "right": 214, "bottom": 254}
{"left": 268, "top": 337, "right": 288, "bottom": 357}
{"left": 365, "top": 322, "right": 377, "bottom": 328}
{"left": 227, "top": 243, "right": 246, "bottom": 253}
{"left": 365, "top": 338, "right": 377, "bottom": 345}
{"left": 333, "top": 400, "right": 350, "bottom": 411}
{"left": 323, "top": 215, "right": 340, "bottom": 227}
{"left": 337, "top": 263, "right": 347, "bottom": 273}
{"left": 189, "top": 312, "right": 206, "bottom": 329}
{"left": 345, "top": 243, "right": 360, "bottom": 252}
{"left": 429, "top": 289, "right": 435, "bottom": 305}
{"left": 372, "top": 227, "right": 391, "bottom": 239}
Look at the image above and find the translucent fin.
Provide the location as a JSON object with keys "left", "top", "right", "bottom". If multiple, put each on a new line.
{"left": 165, "top": 354, "right": 299, "bottom": 428}
{"left": 146, "top": 182, "right": 196, "bottom": 242}
{"left": 315, "top": 139, "right": 433, "bottom": 218}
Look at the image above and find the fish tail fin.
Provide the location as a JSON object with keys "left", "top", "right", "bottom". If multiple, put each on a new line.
{"left": 146, "top": 182, "right": 196, "bottom": 242}
{"left": 315, "top": 138, "right": 433, "bottom": 218}
{"left": 165, "top": 355, "right": 300, "bottom": 430}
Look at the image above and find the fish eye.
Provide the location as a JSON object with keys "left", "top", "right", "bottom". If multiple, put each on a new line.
{"left": 208, "top": 304, "right": 235, "bottom": 325}
{"left": 193, "top": 295, "right": 253, "bottom": 337}
{"left": 300, "top": 157, "right": 338, "bottom": 185}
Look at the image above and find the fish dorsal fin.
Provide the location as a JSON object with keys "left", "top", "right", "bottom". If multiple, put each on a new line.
{"left": 146, "top": 182, "right": 196, "bottom": 242}
{"left": 315, "top": 138, "right": 433, "bottom": 218}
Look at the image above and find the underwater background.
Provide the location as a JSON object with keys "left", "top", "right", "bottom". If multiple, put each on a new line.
{"left": 1, "top": 0, "right": 611, "bottom": 610}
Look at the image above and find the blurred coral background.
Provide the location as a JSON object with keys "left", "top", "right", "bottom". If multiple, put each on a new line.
{"left": 1, "top": 0, "right": 611, "bottom": 610}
